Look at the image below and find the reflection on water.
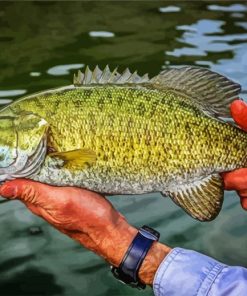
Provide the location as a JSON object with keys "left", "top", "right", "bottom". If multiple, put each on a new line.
{"left": 158, "top": 6, "right": 181, "bottom": 13}
{"left": 208, "top": 3, "right": 247, "bottom": 12}
{"left": 168, "top": 20, "right": 227, "bottom": 57}
{"left": 47, "top": 63, "right": 84, "bottom": 76}
{"left": 0, "top": 1, "right": 247, "bottom": 296}
{"left": 0, "top": 90, "right": 26, "bottom": 97}
{"left": 89, "top": 31, "right": 115, "bottom": 38}
{"left": 0, "top": 99, "right": 13, "bottom": 105}
{"left": 30, "top": 72, "right": 41, "bottom": 77}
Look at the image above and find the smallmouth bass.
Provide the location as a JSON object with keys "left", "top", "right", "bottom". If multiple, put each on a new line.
{"left": 0, "top": 65, "right": 246, "bottom": 221}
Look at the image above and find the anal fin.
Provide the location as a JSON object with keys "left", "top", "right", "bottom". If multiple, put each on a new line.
{"left": 163, "top": 174, "right": 224, "bottom": 222}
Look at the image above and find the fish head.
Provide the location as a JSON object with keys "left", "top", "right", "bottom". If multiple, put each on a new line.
{"left": 0, "top": 113, "right": 48, "bottom": 182}
{"left": 0, "top": 116, "right": 18, "bottom": 169}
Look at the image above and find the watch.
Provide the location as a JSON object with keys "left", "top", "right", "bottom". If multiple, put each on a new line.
{"left": 111, "top": 225, "right": 160, "bottom": 289}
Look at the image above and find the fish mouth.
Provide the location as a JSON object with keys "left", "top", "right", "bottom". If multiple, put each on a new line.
{"left": 0, "top": 134, "right": 47, "bottom": 182}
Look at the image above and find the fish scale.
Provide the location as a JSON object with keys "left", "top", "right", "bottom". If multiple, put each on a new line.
{"left": 8, "top": 86, "right": 245, "bottom": 176}
{"left": 0, "top": 65, "right": 246, "bottom": 221}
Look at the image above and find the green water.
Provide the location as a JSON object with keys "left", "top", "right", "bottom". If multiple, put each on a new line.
{"left": 0, "top": 1, "right": 247, "bottom": 295}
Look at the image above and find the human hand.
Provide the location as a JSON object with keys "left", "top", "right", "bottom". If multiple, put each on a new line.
{"left": 0, "top": 179, "right": 136, "bottom": 265}
{"left": 222, "top": 100, "right": 247, "bottom": 210}
{"left": 0, "top": 179, "right": 170, "bottom": 285}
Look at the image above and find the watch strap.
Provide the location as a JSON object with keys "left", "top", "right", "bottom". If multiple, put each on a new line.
{"left": 111, "top": 225, "right": 160, "bottom": 289}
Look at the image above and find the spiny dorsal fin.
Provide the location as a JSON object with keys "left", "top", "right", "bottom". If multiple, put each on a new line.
{"left": 163, "top": 174, "right": 224, "bottom": 221}
{"left": 73, "top": 65, "right": 149, "bottom": 86}
{"left": 150, "top": 66, "right": 241, "bottom": 118}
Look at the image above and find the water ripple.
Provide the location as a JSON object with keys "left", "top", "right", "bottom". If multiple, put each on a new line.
{"left": 0, "top": 90, "right": 26, "bottom": 97}
{"left": 159, "top": 6, "right": 181, "bottom": 13}
{"left": 207, "top": 4, "right": 247, "bottom": 12}
{"left": 236, "top": 22, "right": 247, "bottom": 30}
{"left": 89, "top": 31, "right": 115, "bottom": 38}
{"left": 30, "top": 72, "right": 41, "bottom": 77}
{"left": 47, "top": 64, "right": 84, "bottom": 76}
{"left": 0, "top": 99, "right": 13, "bottom": 105}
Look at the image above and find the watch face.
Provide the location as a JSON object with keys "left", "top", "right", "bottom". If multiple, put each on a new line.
{"left": 139, "top": 226, "right": 160, "bottom": 240}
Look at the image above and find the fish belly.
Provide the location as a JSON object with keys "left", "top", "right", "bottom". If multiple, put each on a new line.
{"left": 31, "top": 164, "right": 190, "bottom": 194}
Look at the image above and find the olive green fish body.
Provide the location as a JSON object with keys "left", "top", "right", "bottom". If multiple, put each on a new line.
{"left": 2, "top": 85, "right": 246, "bottom": 190}
{"left": 0, "top": 66, "right": 245, "bottom": 221}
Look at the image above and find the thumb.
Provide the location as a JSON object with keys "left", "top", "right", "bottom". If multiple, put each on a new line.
{"left": 230, "top": 100, "right": 247, "bottom": 132}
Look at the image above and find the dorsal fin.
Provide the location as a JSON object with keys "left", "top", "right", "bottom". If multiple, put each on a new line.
{"left": 150, "top": 66, "right": 241, "bottom": 118}
{"left": 73, "top": 65, "right": 241, "bottom": 118}
{"left": 73, "top": 65, "right": 149, "bottom": 86}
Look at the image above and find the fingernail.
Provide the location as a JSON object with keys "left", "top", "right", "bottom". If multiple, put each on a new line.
{"left": 0, "top": 183, "right": 17, "bottom": 199}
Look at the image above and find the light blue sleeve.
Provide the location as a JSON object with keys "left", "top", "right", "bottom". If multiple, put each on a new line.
{"left": 153, "top": 247, "right": 247, "bottom": 296}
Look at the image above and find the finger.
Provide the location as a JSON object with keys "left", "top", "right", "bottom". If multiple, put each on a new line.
{"left": 222, "top": 169, "right": 247, "bottom": 191}
{"left": 236, "top": 191, "right": 247, "bottom": 210}
{"left": 0, "top": 179, "right": 104, "bottom": 210}
{"left": 241, "top": 198, "right": 247, "bottom": 210}
{"left": 230, "top": 100, "right": 247, "bottom": 132}
{"left": 0, "top": 179, "right": 57, "bottom": 205}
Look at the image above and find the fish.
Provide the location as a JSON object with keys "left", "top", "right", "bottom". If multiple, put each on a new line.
{"left": 0, "top": 65, "right": 246, "bottom": 221}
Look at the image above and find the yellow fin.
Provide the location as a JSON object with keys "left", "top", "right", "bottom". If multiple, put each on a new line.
{"left": 49, "top": 149, "right": 96, "bottom": 169}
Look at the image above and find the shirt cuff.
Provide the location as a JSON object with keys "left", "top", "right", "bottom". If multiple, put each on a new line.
{"left": 153, "top": 247, "right": 225, "bottom": 296}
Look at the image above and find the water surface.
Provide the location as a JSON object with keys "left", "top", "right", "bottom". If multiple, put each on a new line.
{"left": 0, "top": 1, "right": 247, "bottom": 295}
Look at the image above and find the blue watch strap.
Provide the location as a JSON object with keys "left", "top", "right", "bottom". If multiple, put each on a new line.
{"left": 111, "top": 225, "right": 160, "bottom": 289}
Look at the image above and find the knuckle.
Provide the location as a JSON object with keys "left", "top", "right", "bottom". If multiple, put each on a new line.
{"left": 21, "top": 184, "right": 38, "bottom": 203}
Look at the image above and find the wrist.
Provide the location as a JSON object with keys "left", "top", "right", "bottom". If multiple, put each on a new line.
{"left": 108, "top": 221, "right": 171, "bottom": 286}
{"left": 104, "top": 221, "right": 172, "bottom": 285}
{"left": 69, "top": 216, "right": 171, "bottom": 286}
{"left": 138, "top": 241, "right": 171, "bottom": 285}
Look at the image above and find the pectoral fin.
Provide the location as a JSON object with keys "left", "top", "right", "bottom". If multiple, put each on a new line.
{"left": 163, "top": 174, "right": 224, "bottom": 221}
{"left": 49, "top": 149, "right": 96, "bottom": 169}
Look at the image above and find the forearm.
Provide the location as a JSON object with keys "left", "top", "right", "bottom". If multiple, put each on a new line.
{"left": 139, "top": 241, "right": 171, "bottom": 285}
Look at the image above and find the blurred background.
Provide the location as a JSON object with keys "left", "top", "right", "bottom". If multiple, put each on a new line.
{"left": 0, "top": 1, "right": 247, "bottom": 295}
